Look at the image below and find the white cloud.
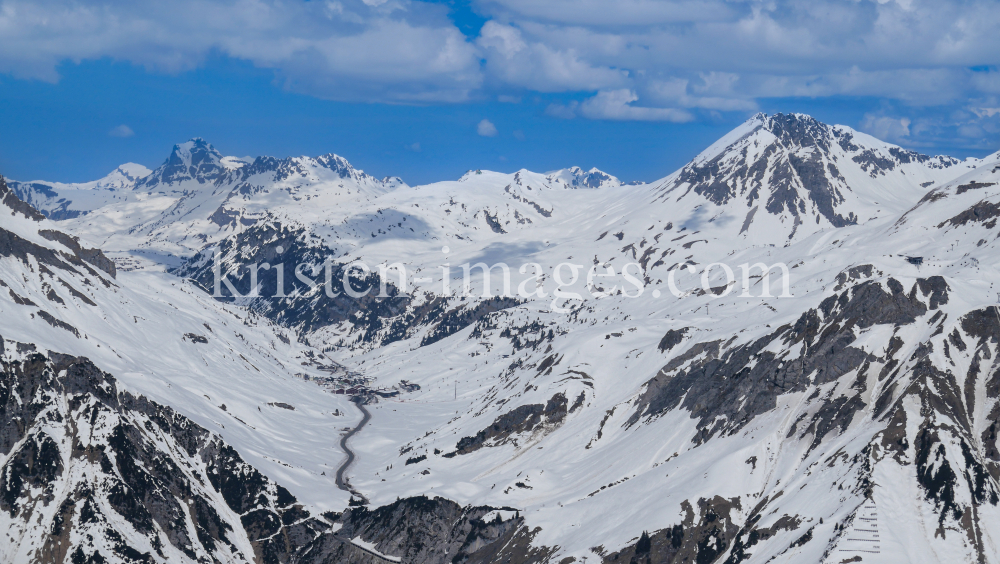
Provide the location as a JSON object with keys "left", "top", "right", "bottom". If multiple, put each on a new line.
{"left": 860, "top": 114, "right": 912, "bottom": 142}
{"left": 578, "top": 90, "right": 693, "bottom": 122}
{"left": 958, "top": 124, "right": 986, "bottom": 139}
{"left": 2, "top": 0, "right": 1000, "bottom": 138}
{"left": 646, "top": 76, "right": 757, "bottom": 112}
{"left": 0, "top": 0, "right": 482, "bottom": 102}
{"left": 478, "top": 0, "right": 735, "bottom": 26}
{"left": 406, "top": 142, "right": 421, "bottom": 152}
{"left": 108, "top": 125, "right": 135, "bottom": 138}
{"left": 477, "top": 119, "right": 499, "bottom": 136}
{"left": 475, "top": 0, "right": 1000, "bottom": 106}
{"left": 476, "top": 22, "right": 625, "bottom": 92}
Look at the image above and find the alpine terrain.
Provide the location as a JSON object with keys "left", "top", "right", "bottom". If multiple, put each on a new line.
{"left": 3, "top": 112, "right": 1000, "bottom": 563}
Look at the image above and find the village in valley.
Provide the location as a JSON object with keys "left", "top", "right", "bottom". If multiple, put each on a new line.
{"left": 296, "top": 351, "right": 419, "bottom": 402}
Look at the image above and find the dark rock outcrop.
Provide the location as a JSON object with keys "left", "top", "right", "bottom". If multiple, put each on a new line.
{"left": 454, "top": 393, "right": 568, "bottom": 455}
{"left": 0, "top": 345, "right": 566, "bottom": 563}
{"left": 628, "top": 277, "right": 947, "bottom": 444}
{"left": 0, "top": 348, "right": 331, "bottom": 563}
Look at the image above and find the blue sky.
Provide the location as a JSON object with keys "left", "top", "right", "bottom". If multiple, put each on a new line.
{"left": 1, "top": 0, "right": 998, "bottom": 185}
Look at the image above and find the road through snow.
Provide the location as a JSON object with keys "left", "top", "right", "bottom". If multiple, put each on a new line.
{"left": 336, "top": 398, "right": 371, "bottom": 497}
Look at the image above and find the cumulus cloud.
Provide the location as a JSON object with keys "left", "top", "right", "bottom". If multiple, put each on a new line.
{"left": 2, "top": 0, "right": 1000, "bottom": 147}
{"left": 549, "top": 90, "right": 693, "bottom": 122}
{"left": 860, "top": 114, "right": 912, "bottom": 142}
{"left": 476, "top": 22, "right": 625, "bottom": 92}
{"left": 854, "top": 105, "right": 1000, "bottom": 152}
{"left": 477, "top": 119, "right": 499, "bottom": 136}
{"left": 108, "top": 124, "right": 135, "bottom": 138}
{"left": 646, "top": 75, "right": 757, "bottom": 112}
{"left": 0, "top": 0, "right": 482, "bottom": 102}
{"left": 580, "top": 90, "right": 692, "bottom": 122}
{"left": 475, "top": 0, "right": 1000, "bottom": 106}
{"left": 478, "top": 0, "right": 735, "bottom": 26}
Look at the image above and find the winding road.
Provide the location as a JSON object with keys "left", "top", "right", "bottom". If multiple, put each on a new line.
{"left": 336, "top": 398, "right": 371, "bottom": 495}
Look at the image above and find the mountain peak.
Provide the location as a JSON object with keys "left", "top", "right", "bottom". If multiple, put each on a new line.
{"left": 658, "top": 111, "right": 972, "bottom": 241}
{"left": 115, "top": 162, "right": 152, "bottom": 179}
{"left": 230, "top": 152, "right": 382, "bottom": 188}
{"left": 546, "top": 166, "right": 621, "bottom": 189}
{"left": 136, "top": 138, "right": 226, "bottom": 189}
{"left": 94, "top": 163, "right": 152, "bottom": 190}
{"left": 749, "top": 112, "right": 832, "bottom": 149}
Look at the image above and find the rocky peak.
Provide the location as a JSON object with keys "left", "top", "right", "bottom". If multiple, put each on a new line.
{"left": 657, "top": 112, "right": 971, "bottom": 239}
{"left": 314, "top": 153, "right": 362, "bottom": 179}
{"left": 660, "top": 113, "right": 856, "bottom": 228}
{"left": 136, "top": 138, "right": 227, "bottom": 189}
{"left": 547, "top": 166, "right": 621, "bottom": 189}
{"left": 230, "top": 152, "right": 378, "bottom": 186}
{"left": 757, "top": 112, "right": 832, "bottom": 150}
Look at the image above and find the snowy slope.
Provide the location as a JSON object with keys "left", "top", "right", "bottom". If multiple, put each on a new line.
{"left": 327, "top": 155, "right": 1000, "bottom": 563}
{"left": 33, "top": 139, "right": 408, "bottom": 271}
{"left": 0, "top": 348, "right": 337, "bottom": 563}
{"left": 7, "top": 163, "right": 151, "bottom": 220}
{"left": 1, "top": 175, "right": 524, "bottom": 562}
{"left": 651, "top": 113, "right": 978, "bottom": 243}
{"left": 0, "top": 177, "right": 364, "bottom": 515}
{"left": 4, "top": 114, "right": 1000, "bottom": 563}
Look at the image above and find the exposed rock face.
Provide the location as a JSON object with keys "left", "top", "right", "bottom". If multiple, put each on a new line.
{"left": 419, "top": 296, "right": 521, "bottom": 347}
{"left": 136, "top": 138, "right": 228, "bottom": 189}
{"left": 231, "top": 153, "right": 390, "bottom": 186}
{"left": 4, "top": 115, "right": 1000, "bottom": 564}
{"left": 174, "top": 221, "right": 519, "bottom": 349}
{"left": 0, "top": 178, "right": 116, "bottom": 279}
{"left": 608, "top": 273, "right": 999, "bottom": 563}
{"left": 663, "top": 114, "right": 858, "bottom": 228}
{"left": 38, "top": 229, "right": 117, "bottom": 278}
{"left": 0, "top": 348, "right": 331, "bottom": 563}
{"left": 628, "top": 275, "right": 948, "bottom": 445}
{"left": 657, "top": 328, "right": 688, "bottom": 353}
{"left": 0, "top": 227, "right": 114, "bottom": 283}
{"left": 4, "top": 180, "right": 72, "bottom": 219}
{"left": 657, "top": 113, "right": 962, "bottom": 239}
{"left": 298, "top": 497, "right": 531, "bottom": 564}
{"left": 0, "top": 346, "right": 558, "bottom": 564}
{"left": 454, "top": 393, "right": 569, "bottom": 455}
{"left": 546, "top": 166, "right": 622, "bottom": 190}
{"left": 1, "top": 175, "right": 46, "bottom": 221}
{"left": 601, "top": 496, "right": 744, "bottom": 564}
{"left": 173, "top": 221, "right": 406, "bottom": 335}
{"left": 5, "top": 163, "right": 150, "bottom": 220}
{"left": 939, "top": 199, "right": 1000, "bottom": 228}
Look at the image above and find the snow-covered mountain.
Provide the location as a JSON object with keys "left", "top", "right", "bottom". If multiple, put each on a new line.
{"left": 0, "top": 175, "right": 528, "bottom": 563}
{"left": 7, "top": 139, "right": 408, "bottom": 270}
{"left": 4, "top": 113, "right": 1000, "bottom": 563}
{"left": 7, "top": 163, "right": 152, "bottom": 220}
{"left": 653, "top": 112, "right": 978, "bottom": 242}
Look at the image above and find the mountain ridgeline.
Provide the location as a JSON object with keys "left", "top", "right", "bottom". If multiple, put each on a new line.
{"left": 2, "top": 114, "right": 1000, "bottom": 563}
